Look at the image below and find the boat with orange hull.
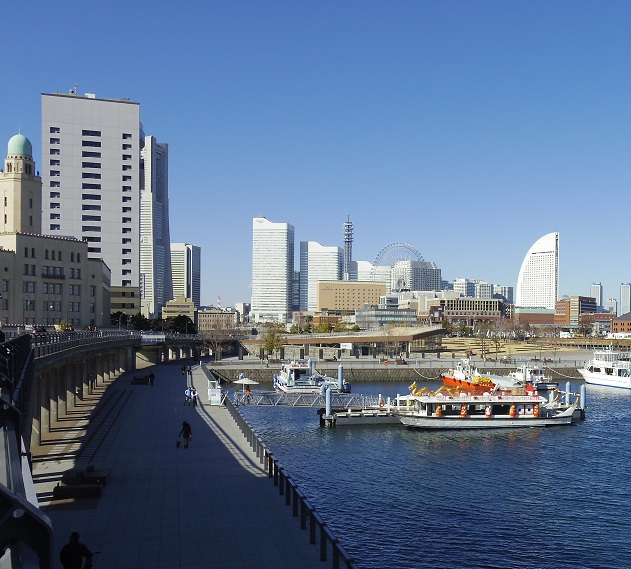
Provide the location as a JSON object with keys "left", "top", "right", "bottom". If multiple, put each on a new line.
{"left": 441, "top": 358, "right": 521, "bottom": 393}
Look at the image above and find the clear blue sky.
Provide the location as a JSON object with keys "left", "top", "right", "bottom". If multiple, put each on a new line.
{"left": 2, "top": 1, "right": 630, "bottom": 308}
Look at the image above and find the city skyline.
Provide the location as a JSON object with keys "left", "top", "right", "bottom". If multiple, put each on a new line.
{"left": 3, "top": 2, "right": 630, "bottom": 307}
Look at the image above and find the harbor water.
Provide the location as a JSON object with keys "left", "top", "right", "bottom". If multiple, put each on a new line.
{"left": 239, "top": 381, "right": 631, "bottom": 569}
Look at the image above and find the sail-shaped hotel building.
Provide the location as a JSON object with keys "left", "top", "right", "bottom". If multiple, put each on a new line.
{"left": 515, "top": 232, "right": 559, "bottom": 310}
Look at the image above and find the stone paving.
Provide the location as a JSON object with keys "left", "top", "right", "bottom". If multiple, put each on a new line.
{"left": 31, "top": 362, "right": 327, "bottom": 569}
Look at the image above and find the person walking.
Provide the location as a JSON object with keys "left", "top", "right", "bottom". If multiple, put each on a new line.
{"left": 191, "top": 387, "right": 198, "bottom": 407}
{"left": 59, "top": 531, "right": 92, "bottom": 569}
{"left": 184, "top": 387, "right": 191, "bottom": 405}
{"left": 179, "top": 421, "right": 192, "bottom": 448}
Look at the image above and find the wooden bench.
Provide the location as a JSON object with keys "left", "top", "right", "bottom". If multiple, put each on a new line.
{"left": 53, "top": 482, "right": 103, "bottom": 499}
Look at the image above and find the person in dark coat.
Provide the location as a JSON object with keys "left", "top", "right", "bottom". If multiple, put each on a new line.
{"left": 179, "top": 421, "right": 192, "bottom": 448}
{"left": 59, "top": 531, "right": 92, "bottom": 569}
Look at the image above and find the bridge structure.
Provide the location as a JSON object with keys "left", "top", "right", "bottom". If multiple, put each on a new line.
{"left": 0, "top": 330, "right": 205, "bottom": 569}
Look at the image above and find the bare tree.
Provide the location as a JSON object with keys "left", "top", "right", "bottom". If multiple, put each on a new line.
{"left": 202, "top": 321, "right": 237, "bottom": 361}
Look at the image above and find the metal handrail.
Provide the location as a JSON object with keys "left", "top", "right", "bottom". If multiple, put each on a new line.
{"left": 225, "top": 398, "right": 359, "bottom": 569}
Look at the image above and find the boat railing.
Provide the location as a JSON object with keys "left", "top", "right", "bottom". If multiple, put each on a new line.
{"left": 225, "top": 397, "right": 360, "bottom": 569}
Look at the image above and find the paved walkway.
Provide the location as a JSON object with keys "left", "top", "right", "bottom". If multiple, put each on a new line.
{"left": 31, "top": 362, "right": 327, "bottom": 569}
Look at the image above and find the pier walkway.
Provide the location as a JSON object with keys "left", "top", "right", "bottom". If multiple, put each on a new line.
{"left": 31, "top": 362, "right": 331, "bottom": 569}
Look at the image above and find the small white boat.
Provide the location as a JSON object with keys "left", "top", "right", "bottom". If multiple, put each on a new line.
{"left": 392, "top": 385, "right": 583, "bottom": 429}
{"left": 274, "top": 360, "right": 351, "bottom": 394}
{"left": 507, "top": 365, "right": 558, "bottom": 391}
{"left": 578, "top": 348, "right": 631, "bottom": 389}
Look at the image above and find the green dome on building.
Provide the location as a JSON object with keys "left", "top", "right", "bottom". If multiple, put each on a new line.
{"left": 8, "top": 133, "right": 33, "bottom": 157}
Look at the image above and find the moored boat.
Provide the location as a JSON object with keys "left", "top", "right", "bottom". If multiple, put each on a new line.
{"left": 441, "top": 358, "right": 522, "bottom": 393}
{"left": 507, "top": 364, "right": 558, "bottom": 392}
{"left": 393, "top": 384, "right": 584, "bottom": 429}
{"left": 578, "top": 348, "right": 631, "bottom": 389}
{"left": 274, "top": 360, "right": 351, "bottom": 394}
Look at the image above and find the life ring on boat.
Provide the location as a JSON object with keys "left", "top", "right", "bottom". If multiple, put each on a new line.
{"left": 384, "top": 360, "right": 389, "bottom": 366}
{"left": 509, "top": 404, "right": 517, "bottom": 418}
{"left": 485, "top": 405, "right": 492, "bottom": 419}
{"left": 379, "top": 399, "right": 385, "bottom": 408}
{"left": 533, "top": 403, "right": 540, "bottom": 418}
{"left": 435, "top": 404, "right": 443, "bottom": 418}
{"left": 460, "top": 403, "right": 468, "bottom": 418}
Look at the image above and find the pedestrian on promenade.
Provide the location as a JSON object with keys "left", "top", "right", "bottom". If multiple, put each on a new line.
{"left": 184, "top": 387, "right": 191, "bottom": 405}
{"left": 187, "top": 365, "right": 192, "bottom": 379}
{"left": 245, "top": 385, "right": 251, "bottom": 403}
{"left": 59, "top": 531, "right": 92, "bottom": 569}
{"left": 181, "top": 365, "right": 186, "bottom": 376}
{"left": 179, "top": 420, "right": 192, "bottom": 448}
{"left": 191, "top": 387, "right": 198, "bottom": 407}
{"left": 149, "top": 372, "right": 155, "bottom": 386}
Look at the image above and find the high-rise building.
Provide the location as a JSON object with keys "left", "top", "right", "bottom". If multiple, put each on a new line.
{"left": 41, "top": 92, "right": 143, "bottom": 315}
{"left": 620, "top": 283, "right": 631, "bottom": 316}
{"left": 590, "top": 283, "right": 603, "bottom": 311}
{"left": 392, "top": 261, "right": 442, "bottom": 292}
{"left": 493, "top": 285, "right": 514, "bottom": 303}
{"left": 606, "top": 298, "right": 618, "bottom": 315}
{"left": 170, "top": 243, "right": 201, "bottom": 308}
{"left": 515, "top": 232, "right": 559, "bottom": 309}
{"left": 251, "top": 217, "right": 294, "bottom": 323}
{"left": 453, "top": 278, "right": 476, "bottom": 297}
{"left": 299, "top": 241, "right": 342, "bottom": 312}
{"left": 140, "top": 136, "right": 172, "bottom": 318}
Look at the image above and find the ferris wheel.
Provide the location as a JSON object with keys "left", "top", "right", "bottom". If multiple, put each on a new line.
{"left": 370, "top": 242, "right": 424, "bottom": 290}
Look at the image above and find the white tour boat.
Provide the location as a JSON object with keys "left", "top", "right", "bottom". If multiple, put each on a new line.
{"left": 274, "top": 360, "right": 351, "bottom": 394}
{"left": 392, "top": 385, "right": 583, "bottom": 429}
{"left": 578, "top": 348, "right": 631, "bottom": 389}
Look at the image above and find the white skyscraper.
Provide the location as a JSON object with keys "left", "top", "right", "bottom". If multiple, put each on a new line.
{"left": 140, "top": 136, "right": 172, "bottom": 318}
{"left": 590, "top": 283, "right": 603, "bottom": 311}
{"left": 251, "top": 217, "right": 294, "bottom": 323}
{"left": 171, "top": 243, "right": 201, "bottom": 308}
{"left": 620, "top": 283, "right": 631, "bottom": 316}
{"left": 41, "top": 92, "right": 143, "bottom": 314}
{"left": 606, "top": 298, "right": 618, "bottom": 315}
{"left": 299, "top": 241, "right": 342, "bottom": 312}
{"left": 515, "top": 232, "right": 559, "bottom": 309}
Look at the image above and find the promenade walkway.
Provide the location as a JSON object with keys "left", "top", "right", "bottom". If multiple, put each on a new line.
{"left": 31, "top": 362, "right": 327, "bottom": 569}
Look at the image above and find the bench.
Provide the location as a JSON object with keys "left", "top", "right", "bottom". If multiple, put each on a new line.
{"left": 53, "top": 482, "right": 103, "bottom": 499}
{"left": 62, "top": 468, "right": 108, "bottom": 486}
{"left": 131, "top": 375, "right": 150, "bottom": 385}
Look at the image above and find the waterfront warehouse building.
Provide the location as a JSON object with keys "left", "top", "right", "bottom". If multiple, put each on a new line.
{"left": 299, "top": 241, "right": 342, "bottom": 312}
{"left": 41, "top": 92, "right": 142, "bottom": 316}
{"left": 515, "top": 232, "right": 559, "bottom": 310}
{"left": 170, "top": 243, "right": 201, "bottom": 308}
{"left": 251, "top": 217, "right": 294, "bottom": 323}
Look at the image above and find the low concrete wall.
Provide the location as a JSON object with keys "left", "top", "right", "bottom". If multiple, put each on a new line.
{"left": 209, "top": 364, "right": 581, "bottom": 385}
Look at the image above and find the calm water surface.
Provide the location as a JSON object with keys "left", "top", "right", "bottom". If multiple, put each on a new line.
{"left": 240, "top": 381, "right": 631, "bottom": 569}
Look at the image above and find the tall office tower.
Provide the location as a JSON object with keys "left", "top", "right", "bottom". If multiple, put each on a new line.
{"left": 392, "top": 261, "right": 442, "bottom": 292}
{"left": 299, "top": 241, "right": 342, "bottom": 312}
{"left": 493, "top": 285, "right": 514, "bottom": 303}
{"left": 606, "top": 298, "right": 618, "bottom": 315}
{"left": 292, "top": 271, "right": 301, "bottom": 311}
{"left": 343, "top": 216, "right": 353, "bottom": 281}
{"left": 620, "top": 283, "right": 631, "bottom": 316}
{"left": 515, "top": 232, "right": 559, "bottom": 309}
{"left": 140, "top": 136, "right": 172, "bottom": 318}
{"left": 41, "top": 92, "right": 143, "bottom": 314}
{"left": 0, "top": 134, "right": 42, "bottom": 233}
{"left": 350, "top": 260, "right": 373, "bottom": 281}
{"left": 251, "top": 217, "right": 294, "bottom": 323}
{"left": 590, "top": 283, "right": 603, "bottom": 311}
{"left": 170, "top": 243, "right": 201, "bottom": 308}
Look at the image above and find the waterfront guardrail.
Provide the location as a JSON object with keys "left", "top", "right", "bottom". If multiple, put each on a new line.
{"left": 225, "top": 397, "right": 359, "bottom": 569}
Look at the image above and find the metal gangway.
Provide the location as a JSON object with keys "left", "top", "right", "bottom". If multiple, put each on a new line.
{"left": 232, "top": 389, "right": 382, "bottom": 408}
